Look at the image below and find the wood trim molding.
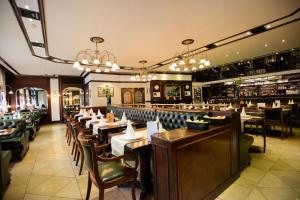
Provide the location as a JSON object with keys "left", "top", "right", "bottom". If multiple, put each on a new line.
{"left": 0, "top": 56, "right": 20, "bottom": 75}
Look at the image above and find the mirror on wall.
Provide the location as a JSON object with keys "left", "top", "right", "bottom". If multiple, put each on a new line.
{"left": 62, "top": 87, "right": 84, "bottom": 107}
{"left": 15, "top": 87, "right": 48, "bottom": 110}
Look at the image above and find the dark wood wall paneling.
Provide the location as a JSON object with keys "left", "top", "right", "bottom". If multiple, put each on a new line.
{"left": 6, "top": 75, "right": 52, "bottom": 123}
{"left": 150, "top": 80, "right": 192, "bottom": 103}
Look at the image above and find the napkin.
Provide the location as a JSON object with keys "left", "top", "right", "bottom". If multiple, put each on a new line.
{"left": 257, "top": 103, "right": 265, "bottom": 108}
{"left": 272, "top": 102, "right": 276, "bottom": 108}
{"left": 288, "top": 100, "right": 291, "bottom": 104}
{"left": 275, "top": 100, "right": 280, "bottom": 108}
{"left": 291, "top": 99, "right": 294, "bottom": 104}
{"left": 147, "top": 121, "right": 158, "bottom": 141}
{"left": 83, "top": 110, "right": 89, "bottom": 117}
{"left": 228, "top": 103, "right": 233, "bottom": 109}
{"left": 212, "top": 106, "right": 215, "bottom": 110}
{"left": 121, "top": 112, "right": 127, "bottom": 123}
{"left": 97, "top": 109, "right": 103, "bottom": 117}
{"left": 125, "top": 120, "right": 136, "bottom": 139}
{"left": 91, "top": 113, "right": 97, "bottom": 121}
{"left": 241, "top": 107, "right": 247, "bottom": 116}
{"left": 79, "top": 109, "right": 84, "bottom": 114}
{"left": 155, "top": 116, "right": 164, "bottom": 131}
{"left": 99, "top": 115, "right": 106, "bottom": 126}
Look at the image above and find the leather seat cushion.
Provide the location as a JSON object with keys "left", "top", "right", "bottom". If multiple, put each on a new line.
{"left": 1, "top": 150, "right": 12, "bottom": 162}
{"left": 98, "top": 161, "right": 124, "bottom": 182}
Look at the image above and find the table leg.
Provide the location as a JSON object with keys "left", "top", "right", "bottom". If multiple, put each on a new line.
{"left": 138, "top": 147, "right": 153, "bottom": 200}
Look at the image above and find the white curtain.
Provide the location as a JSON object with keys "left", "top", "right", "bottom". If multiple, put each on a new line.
{"left": 0, "top": 69, "right": 7, "bottom": 111}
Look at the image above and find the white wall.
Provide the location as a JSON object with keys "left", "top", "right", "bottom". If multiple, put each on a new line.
{"left": 84, "top": 73, "right": 192, "bottom": 84}
{"left": 85, "top": 73, "right": 192, "bottom": 106}
{"left": 88, "top": 81, "right": 150, "bottom": 106}
{"left": 50, "top": 78, "right": 60, "bottom": 121}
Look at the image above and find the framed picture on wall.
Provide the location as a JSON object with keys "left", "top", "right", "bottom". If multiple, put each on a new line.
{"left": 153, "top": 92, "right": 161, "bottom": 97}
{"left": 98, "top": 87, "right": 114, "bottom": 97}
{"left": 185, "top": 91, "right": 191, "bottom": 96}
{"left": 121, "top": 88, "right": 133, "bottom": 104}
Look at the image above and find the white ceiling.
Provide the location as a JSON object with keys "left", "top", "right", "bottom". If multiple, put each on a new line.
{"left": 0, "top": 0, "right": 300, "bottom": 76}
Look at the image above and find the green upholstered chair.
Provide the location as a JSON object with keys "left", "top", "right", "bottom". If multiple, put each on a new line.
{"left": 0, "top": 119, "right": 29, "bottom": 159}
{"left": 78, "top": 136, "right": 138, "bottom": 200}
{"left": 0, "top": 149, "right": 12, "bottom": 194}
{"left": 20, "top": 112, "right": 37, "bottom": 141}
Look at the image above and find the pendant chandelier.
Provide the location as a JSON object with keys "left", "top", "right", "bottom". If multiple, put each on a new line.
{"left": 72, "top": 37, "right": 120, "bottom": 72}
{"left": 169, "top": 39, "right": 210, "bottom": 72}
{"left": 130, "top": 60, "right": 158, "bottom": 81}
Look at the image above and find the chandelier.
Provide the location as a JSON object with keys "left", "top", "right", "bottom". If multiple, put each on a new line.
{"left": 72, "top": 37, "right": 120, "bottom": 72}
{"left": 169, "top": 39, "right": 210, "bottom": 72}
{"left": 130, "top": 60, "right": 158, "bottom": 81}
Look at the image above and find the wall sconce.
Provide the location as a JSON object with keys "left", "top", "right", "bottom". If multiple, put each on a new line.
{"left": 0, "top": 85, "right": 14, "bottom": 95}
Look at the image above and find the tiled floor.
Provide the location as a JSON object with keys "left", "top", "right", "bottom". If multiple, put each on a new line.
{"left": 3, "top": 124, "right": 300, "bottom": 200}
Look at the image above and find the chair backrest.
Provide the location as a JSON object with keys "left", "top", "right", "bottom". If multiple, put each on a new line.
{"left": 291, "top": 104, "right": 299, "bottom": 114}
{"left": 264, "top": 108, "right": 282, "bottom": 122}
{"left": 78, "top": 136, "right": 100, "bottom": 181}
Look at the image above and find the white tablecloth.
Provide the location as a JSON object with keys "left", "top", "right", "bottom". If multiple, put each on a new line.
{"left": 111, "top": 130, "right": 147, "bottom": 156}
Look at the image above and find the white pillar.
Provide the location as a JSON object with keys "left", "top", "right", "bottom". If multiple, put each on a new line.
{"left": 50, "top": 78, "right": 60, "bottom": 121}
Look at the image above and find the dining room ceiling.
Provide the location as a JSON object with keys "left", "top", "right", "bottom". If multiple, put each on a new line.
{"left": 0, "top": 0, "right": 300, "bottom": 76}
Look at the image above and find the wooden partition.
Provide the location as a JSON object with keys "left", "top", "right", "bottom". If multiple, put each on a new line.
{"left": 151, "top": 112, "right": 240, "bottom": 200}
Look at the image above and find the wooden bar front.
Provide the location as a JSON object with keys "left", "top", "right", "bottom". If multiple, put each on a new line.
{"left": 151, "top": 124, "right": 239, "bottom": 200}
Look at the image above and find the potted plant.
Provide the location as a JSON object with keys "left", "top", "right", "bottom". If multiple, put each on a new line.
{"left": 232, "top": 75, "right": 244, "bottom": 106}
{"left": 102, "top": 85, "right": 112, "bottom": 106}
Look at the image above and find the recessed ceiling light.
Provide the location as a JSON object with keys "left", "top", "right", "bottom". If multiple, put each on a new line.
{"left": 236, "top": 51, "right": 240, "bottom": 55}
{"left": 281, "top": 39, "right": 285, "bottom": 43}
{"left": 225, "top": 54, "right": 229, "bottom": 57}
{"left": 25, "top": 5, "right": 30, "bottom": 9}
{"left": 264, "top": 43, "right": 268, "bottom": 47}
{"left": 265, "top": 24, "right": 271, "bottom": 29}
{"left": 246, "top": 31, "right": 252, "bottom": 35}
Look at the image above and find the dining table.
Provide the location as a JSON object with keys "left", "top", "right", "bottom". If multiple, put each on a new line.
{"left": 90, "top": 120, "right": 139, "bottom": 143}
{"left": 241, "top": 115, "right": 266, "bottom": 153}
{"left": 110, "top": 129, "right": 154, "bottom": 200}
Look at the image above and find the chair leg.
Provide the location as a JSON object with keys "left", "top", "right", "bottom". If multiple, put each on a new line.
{"left": 281, "top": 124, "right": 284, "bottom": 140}
{"left": 74, "top": 145, "right": 78, "bottom": 161}
{"left": 71, "top": 141, "right": 75, "bottom": 155}
{"left": 79, "top": 152, "right": 84, "bottom": 175}
{"left": 131, "top": 176, "right": 137, "bottom": 200}
{"left": 86, "top": 173, "right": 92, "bottom": 200}
{"left": 76, "top": 150, "right": 80, "bottom": 166}
{"left": 67, "top": 130, "right": 71, "bottom": 145}
{"left": 99, "top": 188, "right": 104, "bottom": 200}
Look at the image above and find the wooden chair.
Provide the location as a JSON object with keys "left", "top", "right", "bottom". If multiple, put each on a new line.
{"left": 264, "top": 108, "right": 285, "bottom": 140}
{"left": 78, "top": 135, "right": 138, "bottom": 200}
{"left": 286, "top": 104, "right": 300, "bottom": 136}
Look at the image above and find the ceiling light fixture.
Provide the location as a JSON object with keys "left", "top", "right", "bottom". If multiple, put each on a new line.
{"left": 72, "top": 37, "right": 119, "bottom": 73}
{"left": 169, "top": 39, "right": 210, "bottom": 72}
{"left": 130, "top": 60, "right": 157, "bottom": 81}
